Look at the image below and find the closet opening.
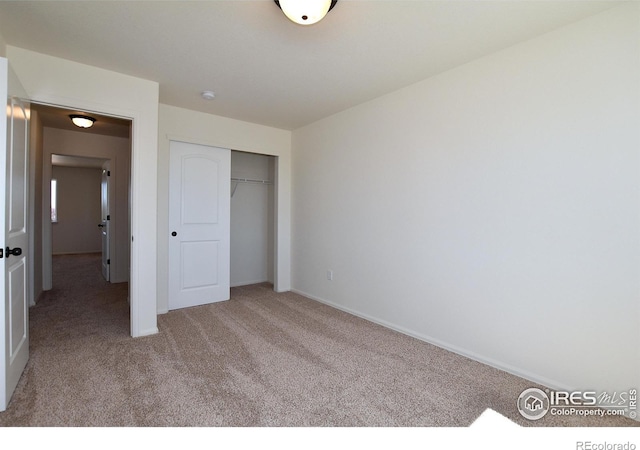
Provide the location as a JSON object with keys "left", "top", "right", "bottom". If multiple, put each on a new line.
{"left": 230, "top": 150, "right": 276, "bottom": 288}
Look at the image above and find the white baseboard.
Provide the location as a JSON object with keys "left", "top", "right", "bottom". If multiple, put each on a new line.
{"left": 293, "top": 288, "right": 640, "bottom": 421}
{"left": 291, "top": 288, "right": 573, "bottom": 393}
{"left": 134, "top": 326, "right": 159, "bottom": 338}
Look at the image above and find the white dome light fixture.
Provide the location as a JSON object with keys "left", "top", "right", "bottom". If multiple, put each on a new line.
{"left": 274, "top": 0, "right": 338, "bottom": 26}
{"left": 201, "top": 90, "right": 215, "bottom": 100}
{"left": 69, "top": 114, "right": 96, "bottom": 129}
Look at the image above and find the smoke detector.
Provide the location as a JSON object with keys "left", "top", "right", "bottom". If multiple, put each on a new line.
{"left": 201, "top": 90, "right": 215, "bottom": 100}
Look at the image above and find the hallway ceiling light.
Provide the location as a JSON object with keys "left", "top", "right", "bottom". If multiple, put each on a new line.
{"left": 274, "top": 0, "right": 338, "bottom": 26}
{"left": 69, "top": 114, "right": 96, "bottom": 129}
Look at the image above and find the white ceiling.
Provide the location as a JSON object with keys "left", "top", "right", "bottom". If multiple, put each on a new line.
{"left": 0, "top": 0, "right": 620, "bottom": 130}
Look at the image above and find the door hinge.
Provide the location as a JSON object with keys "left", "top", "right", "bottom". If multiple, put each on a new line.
{"left": 107, "top": 170, "right": 111, "bottom": 176}
{"left": 107, "top": 259, "right": 110, "bottom": 265}
{"left": 107, "top": 215, "right": 110, "bottom": 220}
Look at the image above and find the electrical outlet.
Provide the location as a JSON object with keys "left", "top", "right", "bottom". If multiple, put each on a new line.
{"left": 327, "top": 270, "right": 333, "bottom": 281}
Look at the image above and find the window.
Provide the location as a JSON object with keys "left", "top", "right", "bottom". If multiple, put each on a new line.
{"left": 51, "top": 178, "right": 57, "bottom": 223}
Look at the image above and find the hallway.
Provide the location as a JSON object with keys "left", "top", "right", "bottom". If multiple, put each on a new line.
{"left": 39, "top": 253, "right": 130, "bottom": 341}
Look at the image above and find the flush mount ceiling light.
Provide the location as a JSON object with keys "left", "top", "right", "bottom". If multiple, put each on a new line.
{"left": 69, "top": 114, "right": 96, "bottom": 129}
{"left": 201, "top": 90, "right": 215, "bottom": 100}
{"left": 274, "top": 0, "right": 338, "bottom": 26}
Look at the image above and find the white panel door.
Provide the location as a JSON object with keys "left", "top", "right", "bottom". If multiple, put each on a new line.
{"left": 0, "top": 58, "right": 30, "bottom": 411}
{"left": 168, "top": 141, "right": 230, "bottom": 310}
{"left": 100, "top": 164, "right": 110, "bottom": 281}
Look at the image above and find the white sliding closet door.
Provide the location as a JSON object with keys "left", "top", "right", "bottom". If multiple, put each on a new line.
{"left": 168, "top": 141, "right": 230, "bottom": 310}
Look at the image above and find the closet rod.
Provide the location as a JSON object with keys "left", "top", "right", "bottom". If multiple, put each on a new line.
{"left": 231, "top": 177, "right": 273, "bottom": 185}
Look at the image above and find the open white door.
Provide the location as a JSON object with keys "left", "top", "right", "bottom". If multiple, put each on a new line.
{"left": 100, "top": 162, "right": 110, "bottom": 282}
{"left": 0, "top": 58, "right": 30, "bottom": 412}
{"left": 168, "top": 141, "right": 230, "bottom": 310}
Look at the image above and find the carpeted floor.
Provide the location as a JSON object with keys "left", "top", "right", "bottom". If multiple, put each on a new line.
{"left": 0, "top": 253, "right": 636, "bottom": 427}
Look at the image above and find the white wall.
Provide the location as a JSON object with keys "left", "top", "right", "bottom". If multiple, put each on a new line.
{"left": 51, "top": 166, "right": 102, "bottom": 255}
{"left": 231, "top": 151, "right": 275, "bottom": 287}
{"left": 291, "top": 3, "right": 640, "bottom": 397}
{"left": 29, "top": 110, "right": 44, "bottom": 304}
{"left": 157, "top": 104, "right": 291, "bottom": 313}
{"left": 7, "top": 46, "right": 159, "bottom": 337}
{"left": 43, "top": 128, "right": 130, "bottom": 283}
{"left": 0, "top": 32, "right": 6, "bottom": 57}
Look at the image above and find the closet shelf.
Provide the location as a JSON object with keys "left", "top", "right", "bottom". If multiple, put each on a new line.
{"left": 231, "top": 177, "right": 273, "bottom": 185}
{"left": 230, "top": 177, "right": 273, "bottom": 198}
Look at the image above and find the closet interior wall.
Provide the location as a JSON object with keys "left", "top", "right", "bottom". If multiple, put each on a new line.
{"left": 230, "top": 150, "right": 275, "bottom": 287}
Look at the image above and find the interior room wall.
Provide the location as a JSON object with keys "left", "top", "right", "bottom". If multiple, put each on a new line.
{"left": 231, "top": 151, "right": 274, "bottom": 287}
{"left": 157, "top": 104, "right": 291, "bottom": 314}
{"left": 51, "top": 166, "right": 102, "bottom": 255}
{"left": 291, "top": 4, "right": 639, "bottom": 396}
{"left": 43, "top": 128, "right": 130, "bottom": 283}
{"left": 29, "top": 109, "right": 44, "bottom": 304}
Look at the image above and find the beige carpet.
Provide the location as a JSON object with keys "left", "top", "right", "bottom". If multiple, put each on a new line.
{"left": 0, "top": 253, "right": 636, "bottom": 427}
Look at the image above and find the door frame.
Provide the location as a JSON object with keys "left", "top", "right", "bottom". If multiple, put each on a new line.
{"left": 158, "top": 135, "right": 287, "bottom": 314}
{"left": 30, "top": 100, "right": 141, "bottom": 336}
{"left": 100, "top": 160, "right": 111, "bottom": 282}
{"left": 44, "top": 150, "right": 121, "bottom": 291}
{"left": 45, "top": 154, "right": 116, "bottom": 281}
{"left": 3, "top": 48, "right": 160, "bottom": 340}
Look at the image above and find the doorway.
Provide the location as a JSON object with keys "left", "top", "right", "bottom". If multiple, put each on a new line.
{"left": 230, "top": 150, "right": 276, "bottom": 287}
{"left": 50, "top": 155, "right": 110, "bottom": 282}
{"left": 31, "top": 104, "right": 132, "bottom": 308}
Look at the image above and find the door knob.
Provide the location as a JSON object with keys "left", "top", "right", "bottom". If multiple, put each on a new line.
{"left": 98, "top": 223, "right": 105, "bottom": 228}
{"left": 171, "top": 231, "right": 177, "bottom": 237}
{"left": 6, "top": 247, "right": 22, "bottom": 258}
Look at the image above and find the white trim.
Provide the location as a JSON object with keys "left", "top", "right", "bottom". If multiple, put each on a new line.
{"left": 289, "top": 291, "right": 640, "bottom": 421}
{"left": 162, "top": 134, "right": 289, "bottom": 298}
{"left": 28, "top": 94, "right": 151, "bottom": 339}
{"left": 5, "top": 47, "right": 159, "bottom": 339}
{"left": 46, "top": 156, "right": 119, "bottom": 282}
{"left": 135, "top": 326, "right": 159, "bottom": 338}
{"left": 0, "top": 56, "right": 9, "bottom": 412}
{"left": 166, "top": 134, "right": 276, "bottom": 158}
{"left": 290, "top": 288, "right": 574, "bottom": 393}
